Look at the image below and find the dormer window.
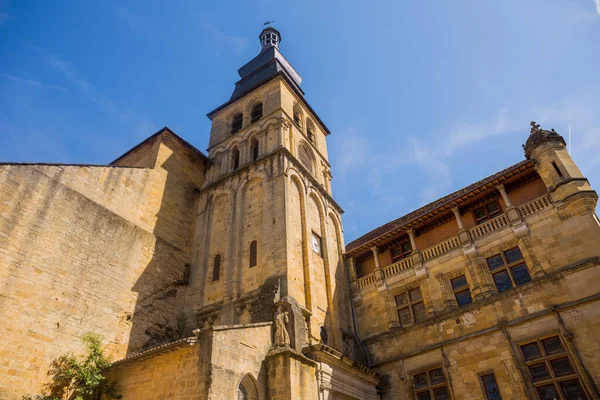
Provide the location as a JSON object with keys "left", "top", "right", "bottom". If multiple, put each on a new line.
{"left": 251, "top": 102, "right": 263, "bottom": 123}
{"left": 231, "top": 113, "right": 243, "bottom": 134}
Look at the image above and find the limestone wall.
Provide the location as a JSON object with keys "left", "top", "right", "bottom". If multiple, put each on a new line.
{"left": 0, "top": 132, "right": 206, "bottom": 399}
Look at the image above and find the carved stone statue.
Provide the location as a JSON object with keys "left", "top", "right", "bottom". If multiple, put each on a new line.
{"left": 274, "top": 306, "right": 290, "bottom": 347}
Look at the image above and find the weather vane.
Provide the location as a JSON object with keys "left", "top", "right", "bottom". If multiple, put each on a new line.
{"left": 264, "top": 20, "right": 275, "bottom": 26}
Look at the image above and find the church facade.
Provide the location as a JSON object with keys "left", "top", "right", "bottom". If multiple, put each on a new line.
{"left": 0, "top": 28, "right": 599, "bottom": 400}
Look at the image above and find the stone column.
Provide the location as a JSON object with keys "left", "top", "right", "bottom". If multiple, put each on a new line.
{"left": 220, "top": 152, "right": 229, "bottom": 175}
{"left": 347, "top": 257, "right": 358, "bottom": 292}
{"left": 497, "top": 184, "right": 522, "bottom": 224}
{"left": 408, "top": 229, "right": 426, "bottom": 278}
{"left": 371, "top": 246, "right": 383, "bottom": 283}
{"left": 239, "top": 140, "right": 249, "bottom": 165}
{"left": 452, "top": 206, "right": 471, "bottom": 245}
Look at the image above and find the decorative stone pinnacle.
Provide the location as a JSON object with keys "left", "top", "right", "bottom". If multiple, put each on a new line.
{"left": 523, "top": 121, "right": 566, "bottom": 160}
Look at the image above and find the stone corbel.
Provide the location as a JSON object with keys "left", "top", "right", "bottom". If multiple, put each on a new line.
{"left": 436, "top": 272, "right": 458, "bottom": 310}
{"left": 462, "top": 244, "right": 495, "bottom": 299}
{"left": 518, "top": 236, "right": 545, "bottom": 278}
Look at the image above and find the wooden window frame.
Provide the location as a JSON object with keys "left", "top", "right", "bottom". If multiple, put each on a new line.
{"left": 473, "top": 199, "right": 502, "bottom": 225}
{"left": 486, "top": 247, "right": 532, "bottom": 293}
{"left": 519, "top": 335, "right": 589, "bottom": 400}
{"left": 412, "top": 366, "right": 450, "bottom": 400}
{"left": 391, "top": 240, "right": 412, "bottom": 263}
{"left": 395, "top": 286, "right": 426, "bottom": 328}
{"left": 450, "top": 275, "right": 473, "bottom": 307}
{"left": 250, "top": 102, "right": 263, "bottom": 123}
{"left": 231, "top": 113, "right": 243, "bottom": 134}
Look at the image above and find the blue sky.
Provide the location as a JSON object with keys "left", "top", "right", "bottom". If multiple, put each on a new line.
{"left": 1, "top": 0, "right": 599, "bottom": 242}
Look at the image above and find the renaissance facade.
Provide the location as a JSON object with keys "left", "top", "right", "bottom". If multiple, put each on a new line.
{"left": 0, "top": 28, "right": 599, "bottom": 400}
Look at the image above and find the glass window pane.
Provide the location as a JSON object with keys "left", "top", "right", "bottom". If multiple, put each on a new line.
{"left": 481, "top": 374, "right": 502, "bottom": 400}
{"left": 487, "top": 255, "right": 505, "bottom": 271}
{"left": 511, "top": 264, "right": 531, "bottom": 286}
{"left": 451, "top": 275, "right": 468, "bottom": 290}
{"left": 455, "top": 290, "right": 473, "bottom": 307}
{"left": 521, "top": 342, "right": 543, "bottom": 360}
{"left": 433, "top": 387, "right": 449, "bottom": 400}
{"left": 409, "top": 287, "right": 423, "bottom": 301}
{"left": 550, "top": 357, "right": 575, "bottom": 377}
{"left": 493, "top": 270, "right": 513, "bottom": 292}
{"left": 559, "top": 380, "right": 587, "bottom": 400}
{"left": 486, "top": 202, "right": 500, "bottom": 214}
{"left": 504, "top": 247, "right": 523, "bottom": 263}
{"left": 402, "top": 242, "right": 412, "bottom": 253}
{"left": 412, "top": 302, "right": 426, "bottom": 322}
{"left": 413, "top": 373, "right": 428, "bottom": 389}
{"left": 541, "top": 337, "right": 564, "bottom": 355}
{"left": 536, "top": 384, "right": 560, "bottom": 400}
{"left": 416, "top": 391, "right": 432, "bottom": 400}
{"left": 474, "top": 207, "right": 487, "bottom": 221}
{"left": 395, "top": 293, "right": 408, "bottom": 307}
{"left": 528, "top": 363, "right": 551, "bottom": 382}
{"left": 429, "top": 368, "right": 445, "bottom": 385}
{"left": 398, "top": 308, "right": 412, "bottom": 326}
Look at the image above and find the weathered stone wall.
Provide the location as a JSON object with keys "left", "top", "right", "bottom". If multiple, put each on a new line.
{"left": 0, "top": 131, "right": 206, "bottom": 399}
{"left": 106, "top": 322, "right": 272, "bottom": 400}
{"left": 352, "top": 195, "right": 600, "bottom": 398}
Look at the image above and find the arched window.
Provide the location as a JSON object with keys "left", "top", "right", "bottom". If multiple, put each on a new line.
{"left": 231, "top": 113, "right": 243, "bottom": 134}
{"left": 237, "top": 384, "right": 247, "bottom": 400}
{"left": 232, "top": 148, "right": 240, "bottom": 171}
{"left": 250, "top": 102, "right": 263, "bottom": 123}
{"left": 250, "top": 138, "right": 259, "bottom": 162}
{"left": 249, "top": 240, "right": 257, "bottom": 268}
{"left": 212, "top": 255, "right": 221, "bottom": 281}
{"left": 306, "top": 119, "right": 315, "bottom": 143}
{"left": 293, "top": 103, "right": 303, "bottom": 128}
{"left": 298, "top": 144, "right": 314, "bottom": 174}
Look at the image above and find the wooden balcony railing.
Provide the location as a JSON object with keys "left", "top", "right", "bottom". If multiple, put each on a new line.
{"left": 382, "top": 257, "right": 414, "bottom": 278}
{"left": 422, "top": 236, "right": 461, "bottom": 261}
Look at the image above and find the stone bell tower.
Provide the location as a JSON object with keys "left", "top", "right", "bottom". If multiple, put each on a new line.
{"left": 184, "top": 26, "right": 356, "bottom": 356}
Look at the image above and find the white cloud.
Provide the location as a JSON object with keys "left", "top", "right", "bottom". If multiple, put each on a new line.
{"left": 199, "top": 18, "right": 248, "bottom": 55}
{"left": 595, "top": 0, "right": 600, "bottom": 15}
{"left": 0, "top": 73, "right": 68, "bottom": 92}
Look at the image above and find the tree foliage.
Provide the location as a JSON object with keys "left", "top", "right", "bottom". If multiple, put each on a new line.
{"left": 23, "top": 332, "right": 121, "bottom": 400}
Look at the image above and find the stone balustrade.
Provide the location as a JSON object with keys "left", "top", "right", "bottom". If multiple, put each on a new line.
{"left": 357, "top": 274, "right": 376, "bottom": 289}
{"left": 517, "top": 194, "right": 551, "bottom": 217}
{"left": 469, "top": 213, "right": 510, "bottom": 240}
{"left": 352, "top": 194, "right": 554, "bottom": 290}
{"left": 422, "top": 236, "right": 461, "bottom": 261}
{"left": 382, "top": 257, "right": 414, "bottom": 278}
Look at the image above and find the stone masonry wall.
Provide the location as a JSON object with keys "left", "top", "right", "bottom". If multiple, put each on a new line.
{"left": 0, "top": 133, "right": 205, "bottom": 399}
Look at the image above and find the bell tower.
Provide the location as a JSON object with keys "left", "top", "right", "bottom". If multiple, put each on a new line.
{"left": 184, "top": 26, "right": 354, "bottom": 356}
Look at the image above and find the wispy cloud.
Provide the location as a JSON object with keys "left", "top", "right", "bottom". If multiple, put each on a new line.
{"left": 199, "top": 18, "right": 248, "bottom": 54}
{"left": 116, "top": 6, "right": 164, "bottom": 40}
{"left": 0, "top": 73, "right": 68, "bottom": 92}
{"left": 595, "top": 0, "right": 600, "bottom": 15}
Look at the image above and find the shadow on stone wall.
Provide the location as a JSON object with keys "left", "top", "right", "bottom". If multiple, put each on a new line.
{"left": 126, "top": 153, "right": 199, "bottom": 355}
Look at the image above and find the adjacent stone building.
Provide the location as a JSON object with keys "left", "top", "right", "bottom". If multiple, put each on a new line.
{"left": 0, "top": 27, "right": 599, "bottom": 400}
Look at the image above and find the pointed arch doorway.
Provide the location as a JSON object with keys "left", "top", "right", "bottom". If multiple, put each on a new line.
{"left": 237, "top": 373, "right": 259, "bottom": 400}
